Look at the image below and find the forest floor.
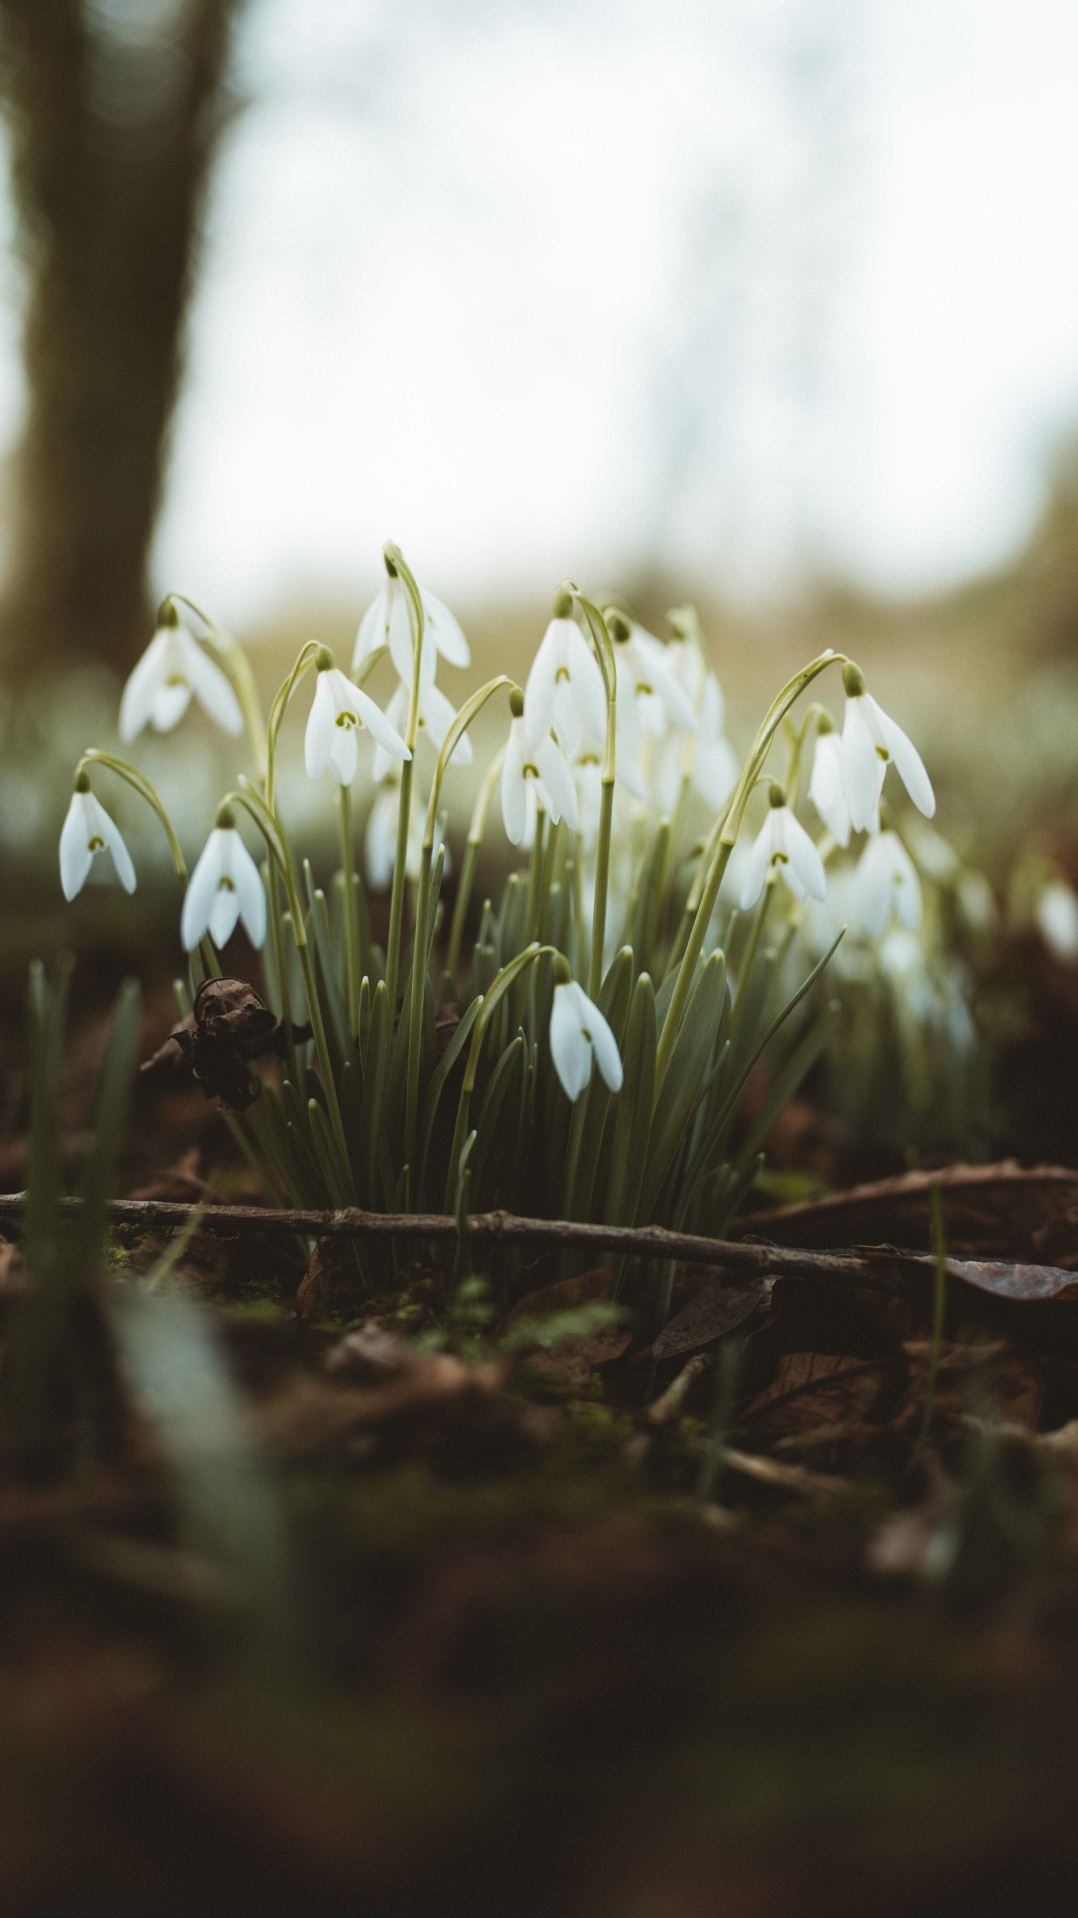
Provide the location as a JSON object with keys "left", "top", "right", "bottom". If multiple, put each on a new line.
{"left": 4, "top": 946, "right": 1078, "bottom": 1917}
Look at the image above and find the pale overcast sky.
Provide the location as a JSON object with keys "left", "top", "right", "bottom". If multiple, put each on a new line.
{"left": 13, "top": 0, "right": 1078, "bottom": 625}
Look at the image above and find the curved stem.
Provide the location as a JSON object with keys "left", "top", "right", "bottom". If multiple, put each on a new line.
{"left": 446, "top": 742, "right": 506, "bottom": 981}
{"left": 339, "top": 785, "right": 361, "bottom": 1038}
{"left": 170, "top": 594, "right": 268, "bottom": 783}
{"left": 78, "top": 751, "right": 187, "bottom": 881}
{"left": 654, "top": 652, "right": 846, "bottom": 1088}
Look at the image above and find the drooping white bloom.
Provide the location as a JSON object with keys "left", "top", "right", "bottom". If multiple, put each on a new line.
{"left": 524, "top": 615, "right": 607, "bottom": 759}
{"left": 353, "top": 568, "right": 469, "bottom": 692}
{"left": 119, "top": 605, "right": 243, "bottom": 741}
{"left": 612, "top": 622, "right": 699, "bottom": 757}
{"left": 739, "top": 792, "right": 827, "bottom": 911}
{"left": 364, "top": 773, "right": 446, "bottom": 888}
{"left": 839, "top": 665, "right": 935, "bottom": 832}
{"left": 808, "top": 724, "right": 854, "bottom": 847}
{"left": 372, "top": 679, "right": 472, "bottom": 781}
{"left": 653, "top": 672, "right": 738, "bottom": 816}
{"left": 855, "top": 828, "right": 922, "bottom": 938}
{"left": 305, "top": 656, "right": 410, "bottom": 786}
{"left": 181, "top": 820, "right": 266, "bottom": 952}
{"left": 501, "top": 714, "right": 578, "bottom": 846}
{"left": 1035, "top": 880, "right": 1078, "bottom": 961}
{"left": 59, "top": 783, "right": 136, "bottom": 899}
{"left": 549, "top": 979, "right": 623, "bottom": 1101}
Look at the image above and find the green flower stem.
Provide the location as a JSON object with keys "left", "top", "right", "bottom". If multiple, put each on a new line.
{"left": 655, "top": 652, "right": 846, "bottom": 1089}
{"left": 443, "top": 942, "right": 556, "bottom": 1213}
{"left": 525, "top": 809, "right": 547, "bottom": 945}
{"left": 405, "top": 677, "right": 515, "bottom": 1173}
{"left": 383, "top": 550, "right": 426, "bottom": 1015}
{"left": 231, "top": 783, "right": 352, "bottom": 1185}
{"left": 446, "top": 742, "right": 506, "bottom": 982}
{"left": 588, "top": 774, "right": 615, "bottom": 1000}
{"left": 338, "top": 784, "right": 361, "bottom": 1038}
{"left": 574, "top": 591, "right": 617, "bottom": 1004}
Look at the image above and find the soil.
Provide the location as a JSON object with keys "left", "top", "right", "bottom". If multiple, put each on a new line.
{"left": 4, "top": 950, "right": 1078, "bottom": 1916}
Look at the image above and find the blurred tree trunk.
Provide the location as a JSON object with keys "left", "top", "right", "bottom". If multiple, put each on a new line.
{"left": 0, "top": 0, "right": 246, "bottom": 684}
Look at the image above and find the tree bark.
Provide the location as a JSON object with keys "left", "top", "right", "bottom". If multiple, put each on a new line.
{"left": 0, "top": 0, "right": 246, "bottom": 684}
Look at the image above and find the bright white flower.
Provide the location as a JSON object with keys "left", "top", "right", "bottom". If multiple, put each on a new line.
{"left": 524, "top": 614, "right": 607, "bottom": 759}
{"left": 364, "top": 774, "right": 446, "bottom": 888}
{"left": 119, "top": 604, "right": 243, "bottom": 741}
{"left": 305, "top": 655, "right": 410, "bottom": 786}
{"left": 612, "top": 622, "right": 698, "bottom": 752}
{"left": 372, "top": 679, "right": 472, "bottom": 781}
{"left": 839, "top": 665, "right": 935, "bottom": 831}
{"left": 59, "top": 782, "right": 136, "bottom": 899}
{"left": 501, "top": 713, "right": 578, "bottom": 846}
{"left": 808, "top": 724, "right": 854, "bottom": 847}
{"left": 739, "top": 792, "right": 827, "bottom": 911}
{"left": 654, "top": 672, "right": 738, "bottom": 816}
{"left": 353, "top": 568, "right": 469, "bottom": 693}
{"left": 856, "top": 829, "right": 922, "bottom": 937}
{"left": 549, "top": 979, "right": 623, "bottom": 1101}
{"left": 1035, "top": 880, "right": 1078, "bottom": 961}
{"left": 181, "top": 818, "right": 266, "bottom": 952}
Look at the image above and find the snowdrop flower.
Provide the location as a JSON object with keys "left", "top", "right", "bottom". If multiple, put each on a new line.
{"left": 572, "top": 750, "right": 604, "bottom": 849}
{"left": 808, "top": 716, "right": 854, "bottom": 847}
{"left": 549, "top": 976, "right": 623, "bottom": 1101}
{"left": 501, "top": 694, "right": 578, "bottom": 846}
{"left": 119, "top": 601, "right": 243, "bottom": 742}
{"left": 654, "top": 672, "right": 738, "bottom": 816}
{"left": 609, "top": 612, "right": 698, "bottom": 752}
{"left": 856, "top": 828, "right": 922, "bottom": 938}
{"left": 739, "top": 785, "right": 827, "bottom": 911}
{"left": 180, "top": 806, "right": 266, "bottom": 952}
{"left": 353, "top": 558, "right": 469, "bottom": 692}
{"left": 305, "top": 649, "right": 410, "bottom": 786}
{"left": 839, "top": 664, "right": 934, "bottom": 832}
{"left": 524, "top": 593, "right": 607, "bottom": 758}
{"left": 59, "top": 773, "right": 136, "bottom": 899}
{"left": 364, "top": 773, "right": 446, "bottom": 888}
{"left": 1035, "top": 880, "right": 1078, "bottom": 961}
{"left": 373, "top": 678, "right": 472, "bottom": 781}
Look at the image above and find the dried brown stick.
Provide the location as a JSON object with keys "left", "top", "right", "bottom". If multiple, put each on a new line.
{"left": 0, "top": 1191, "right": 1074, "bottom": 1302}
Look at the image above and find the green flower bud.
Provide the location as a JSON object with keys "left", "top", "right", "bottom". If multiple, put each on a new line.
{"left": 607, "top": 610, "right": 632, "bottom": 644}
{"left": 768, "top": 780, "right": 786, "bottom": 808}
{"left": 509, "top": 687, "right": 525, "bottom": 719}
{"left": 842, "top": 662, "right": 866, "bottom": 699}
{"left": 215, "top": 800, "right": 236, "bottom": 830}
{"left": 74, "top": 767, "right": 91, "bottom": 794}
{"left": 157, "top": 598, "right": 179, "bottom": 629}
{"left": 816, "top": 710, "right": 835, "bottom": 736}
{"left": 314, "top": 645, "right": 336, "bottom": 673}
{"left": 552, "top": 953, "right": 573, "bottom": 986}
{"left": 552, "top": 585, "right": 573, "bottom": 620}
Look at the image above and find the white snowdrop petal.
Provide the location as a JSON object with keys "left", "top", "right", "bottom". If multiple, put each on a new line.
{"left": 98, "top": 803, "right": 137, "bottom": 894}
{"left": 501, "top": 722, "right": 528, "bottom": 844}
{"left": 585, "top": 998, "right": 624, "bottom": 1093}
{"left": 353, "top": 586, "right": 389, "bottom": 670}
{"left": 784, "top": 810, "right": 828, "bottom": 902}
{"left": 567, "top": 626, "right": 608, "bottom": 741}
{"left": 178, "top": 629, "right": 244, "bottom": 736}
{"left": 841, "top": 698, "right": 886, "bottom": 832}
{"left": 233, "top": 837, "right": 267, "bottom": 948}
{"left": 738, "top": 818, "right": 774, "bottom": 912}
{"left": 692, "top": 734, "right": 739, "bottom": 812}
{"left": 118, "top": 630, "right": 170, "bottom": 742}
{"left": 536, "top": 737, "right": 578, "bottom": 829}
{"left": 423, "top": 590, "right": 470, "bottom": 669}
{"left": 328, "top": 722, "right": 359, "bottom": 786}
{"left": 873, "top": 702, "right": 936, "bottom": 818}
{"left": 304, "top": 673, "right": 335, "bottom": 780}
{"left": 524, "top": 635, "right": 559, "bottom": 748}
{"left": 549, "top": 985, "right": 592, "bottom": 1101}
{"left": 59, "top": 794, "right": 93, "bottom": 899}
{"left": 149, "top": 679, "right": 193, "bottom": 733}
{"left": 352, "top": 681, "right": 410, "bottom": 762}
{"left": 181, "top": 830, "right": 226, "bottom": 951}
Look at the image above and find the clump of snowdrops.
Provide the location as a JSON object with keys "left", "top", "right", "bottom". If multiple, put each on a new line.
{"left": 58, "top": 544, "right": 936, "bottom": 1281}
